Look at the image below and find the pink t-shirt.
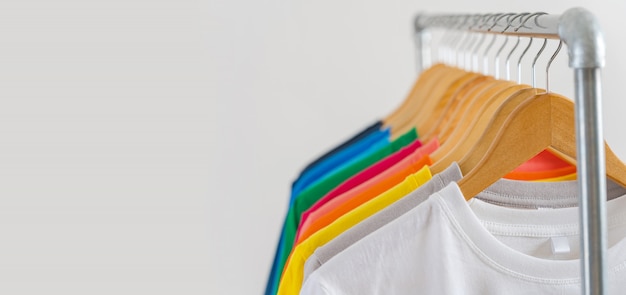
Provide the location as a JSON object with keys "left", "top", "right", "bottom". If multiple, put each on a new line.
{"left": 295, "top": 139, "right": 439, "bottom": 242}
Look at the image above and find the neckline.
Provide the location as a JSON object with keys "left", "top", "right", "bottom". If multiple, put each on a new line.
{"left": 434, "top": 182, "right": 626, "bottom": 284}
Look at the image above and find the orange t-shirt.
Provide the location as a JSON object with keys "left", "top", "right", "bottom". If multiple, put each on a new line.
{"left": 505, "top": 150, "right": 576, "bottom": 180}
{"left": 293, "top": 139, "right": 438, "bottom": 243}
{"left": 295, "top": 154, "right": 433, "bottom": 245}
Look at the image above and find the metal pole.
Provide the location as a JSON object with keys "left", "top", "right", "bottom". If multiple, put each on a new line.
{"left": 412, "top": 10, "right": 609, "bottom": 293}
{"left": 413, "top": 30, "right": 424, "bottom": 73}
{"left": 559, "top": 8, "right": 607, "bottom": 294}
{"left": 413, "top": 15, "right": 428, "bottom": 73}
{"left": 574, "top": 68, "right": 608, "bottom": 295}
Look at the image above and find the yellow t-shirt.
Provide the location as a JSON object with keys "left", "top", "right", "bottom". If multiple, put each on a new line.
{"left": 277, "top": 166, "right": 433, "bottom": 295}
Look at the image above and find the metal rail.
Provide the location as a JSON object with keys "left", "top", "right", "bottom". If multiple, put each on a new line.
{"left": 413, "top": 7, "right": 607, "bottom": 295}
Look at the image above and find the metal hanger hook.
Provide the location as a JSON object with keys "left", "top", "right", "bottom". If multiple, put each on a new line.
{"left": 471, "top": 33, "right": 486, "bottom": 73}
{"left": 512, "top": 12, "right": 544, "bottom": 82}
{"left": 476, "top": 14, "right": 501, "bottom": 75}
{"left": 487, "top": 13, "right": 515, "bottom": 32}
{"left": 494, "top": 36, "right": 509, "bottom": 79}
{"left": 505, "top": 36, "right": 520, "bottom": 81}
{"left": 492, "top": 14, "right": 520, "bottom": 79}
{"left": 545, "top": 40, "right": 563, "bottom": 93}
{"left": 514, "top": 12, "right": 548, "bottom": 31}
{"left": 531, "top": 38, "right": 548, "bottom": 88}
{"left": 501, "top": 12, "right": 530, "bottom": 33}
{"left": 516, "top": 37, "right": 533, "bottom": 84}
{"left": 503, "top": 13, "right": 530, "bottom": 80}
{"left": 463, "top": 33, "right": 479, "bottom": 71}
{"left": 470, "top": 14, "right": 493, "bottom": 73}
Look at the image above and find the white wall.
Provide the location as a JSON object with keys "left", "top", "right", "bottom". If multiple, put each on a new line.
{"left": 209, "top": 1, "right": 626, "bottom": 294}
{"left": 0, "top": 0, "right": 622, "bottom": 294}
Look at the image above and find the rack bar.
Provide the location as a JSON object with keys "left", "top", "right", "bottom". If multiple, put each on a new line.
{"left": 413, "top": 7, "right": 607, "bottom": 295}
{"left": 575, "top": 68, "right": 607, "bottom": 295}
{"left": 415, "top": 13, "right": 561, "bottom": 41}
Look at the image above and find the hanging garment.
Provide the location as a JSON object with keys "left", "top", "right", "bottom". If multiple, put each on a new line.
{"left": 300, "top": 182, "right": 626, "bottom": 295}
{"left": 300, "top": 162, "right": 600, "bottom": 280}
{"left": 506, "top": 150, "right": 576, "bottom": 180}
{"left": 291, "top": 126, "right": 391, "bottom": 200}
{"left": 294, "top": 121, "right": 383, "bottom": 183}
{"left": 266, "top": 121, "right": 382, "bottom": 295}
{"left": 278, "top": 165, "right": 433, "bottom": 295}
{"left": 295, "top": 140, "right": 438, "bottom": 242}
{"left": 295, "top": 155, "right": 432, "bottom": 245}
{"left": 297, "top": 139, "right": 433, "bottom": 234}
{"left": 266, "top": 129, "right": 418, "bottom": 294}
{"left": 283, "top": 163, "right": 624, "bottom": 294}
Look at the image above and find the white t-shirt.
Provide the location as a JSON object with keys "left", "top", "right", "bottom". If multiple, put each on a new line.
{"left": 300, "top": 182, "right": 626, "bottom": 295}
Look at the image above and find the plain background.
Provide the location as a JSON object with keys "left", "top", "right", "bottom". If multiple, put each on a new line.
{"left": 0, "top": 0, "right": 623, "bottom": 294}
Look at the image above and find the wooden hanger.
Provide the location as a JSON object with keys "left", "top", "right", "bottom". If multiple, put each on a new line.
{"left": 457, "top": 92, "right": 626, "bottom": 199}
{"left": 412, "top": 73, "right": 490, "bottom": 141}
{"left": 456, "top": 88, "right": 540, "bottom": 173}
{"left": 421, "top": 77, "right": 498, "bottom": 143}
{"left": 435, "top": 79, "right": 515, "bottom": 143}
{"left": 392, "top": 69, "right": 480, "bottom": 139}
{"left": 390, "top": 66, "right": 467, "bottom": 138}
{"left": 429, "top": 85, "right": 532, "bottom": 174}
{"left": 383, "top": 64, "right": 449, "bottom": 128}
{"left": 418, "top": 75, "right": 494, "bottom": 143}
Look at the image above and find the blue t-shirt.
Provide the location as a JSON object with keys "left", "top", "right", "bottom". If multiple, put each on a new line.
{"left": 266, "top": 128, "right": 418, "bottom": 295}
{"left": 289, "top": 128, "right": 390, "bottom": 202}
{"left": 265, "top": 122, "right": 387, "bottom": 295}
{"left": 295, "top": 121, "right": 383, "bottom": 180}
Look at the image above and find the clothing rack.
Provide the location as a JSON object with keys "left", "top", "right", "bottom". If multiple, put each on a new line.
{"left": 412, "top": 8, "right": 607, "bottom": 295}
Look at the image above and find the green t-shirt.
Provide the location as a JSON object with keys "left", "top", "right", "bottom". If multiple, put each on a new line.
{"left": 273, "top": 128, "right": 418, "bottom": 290}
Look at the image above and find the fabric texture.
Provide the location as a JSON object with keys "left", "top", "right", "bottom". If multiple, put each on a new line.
{"left": 265, "top": 121, "right": 383, "bottom": 295}
{"left": 296, "top": 155, "right": 433, "bottom": 244}
{"left": 277, "top": 166, "right": 433, "bottom": 295}
{"left": 266, "top": 128, "right": 418, "bottom": 295}
{"left": 296, "top": 139, "right": 438, "bottom": 242}
{"left": 301, "top": 182, "right": 626, "bottom": 295}
{"left": 302, "top": 163, "right": 626, "bottom": 281}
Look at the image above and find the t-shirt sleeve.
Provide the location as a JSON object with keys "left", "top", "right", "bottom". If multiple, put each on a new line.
{"left": 300, "top": 272, "right": 334, "bottom": 295}
{"left": 303, "top": 252, "right": 323, "bottom": 284}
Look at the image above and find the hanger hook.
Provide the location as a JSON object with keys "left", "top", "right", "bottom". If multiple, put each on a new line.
{"left": 491, "top": 14, "right": 518, "bottom": 79}
{"left": 487, "top": 13, "right": 515, "bottom": 32}
{"left": 437, "top": 29, "right": 451, "bottom": 64}
{"left": 477, "top": 14, "right": 501, "bottom": 75}
{"left": 459, "top": 15, "right": 477, "bottom": 70}
{"left": 494, "top": 36, "right": 508, "bottom": 79}
{"left": 470, "top": 14, "right": 493, "bottom": 73}
{"left": 505, "top": 36, "right": 520, "bottom": 81}
{"left": 453, "top": 31, "right": 468, "bottom": 68}
{"left": 438, "top": 16, "right": 452, "bottom": 64}
{"left": 516, "top": 37, "right": 533, "bottom": 84}
{"left": 503, "top": 13, "right": 530, "bottom": 80}
{"left": 531, "top": 38, "right": 548, "bottom": 88}
{"left": 448, "top": 16, "right": 465, "bottom": 66}
{"left": 482, "top": 34, "right": 497, "bottom": 75}
{"left": 463, "top": 31, "right": 479, "bottom": 71}
{"left": 443, "top": 16, "right": 463, "bottom": 67}
{"left": 511, "top": 13, "right": 544, "bottom": 84}
{"left": 471, "top": 33, "right": 486, "bottom": 73}
{"left": 501, "top": 12, "right": 530, "bottom": 33}
{"left": 477, "top": 13, "right": 494, "bottom": 29}
{"left": 493, "top": 13, "right": 526, "bottom": 79}
{"left": 546, "top": 40, "right": 563, "bottom": 93}
{"left": 482, "top": 13, "right": 501, "bottom": 29}
{"left": 514, "top": 12, "right": 547, "bottom": 31}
